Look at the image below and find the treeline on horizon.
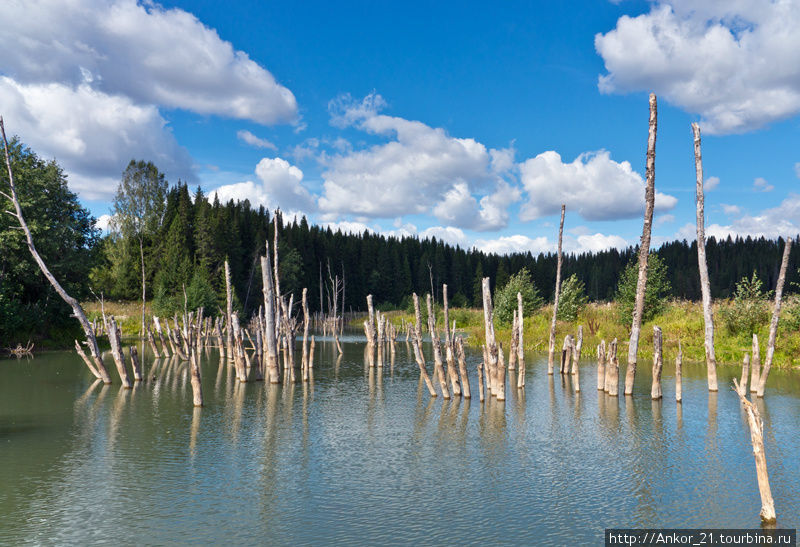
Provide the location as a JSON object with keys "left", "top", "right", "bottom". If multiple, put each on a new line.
{"left": 2, "top": 139, "right": 799, "bottom": 344}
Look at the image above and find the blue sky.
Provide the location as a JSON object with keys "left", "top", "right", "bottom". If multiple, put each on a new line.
{"left": 2, "top": 0, "right": 799, "bottom": 254}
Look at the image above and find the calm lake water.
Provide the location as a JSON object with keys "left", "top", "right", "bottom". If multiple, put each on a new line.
{"left": 1, "top": 334, "right": 799, "bottom": 545}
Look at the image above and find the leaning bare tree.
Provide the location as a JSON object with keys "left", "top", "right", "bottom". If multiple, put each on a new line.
{"left": 547, "top": 204, "right": 566, "bottom": 375}
{"left": 625, "top": 93, "right": 657, "bottom": 396}
{"left": 692, "top": 123, "right": 718, "bottom": 391}
{"left": 0, "top": 117, "right": 111, "bottom": 383}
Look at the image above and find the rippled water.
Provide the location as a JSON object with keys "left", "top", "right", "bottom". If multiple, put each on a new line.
{"left": 1, "top": 335, "right": 799, "bottom": 545}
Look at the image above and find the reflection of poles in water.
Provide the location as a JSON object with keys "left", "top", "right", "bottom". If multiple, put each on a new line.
{"left": 189, "top": 406, "right": 201, "bottom": 460}
{"left": 707, "top": 391, "right": 718, "bottom": 434}
{"left": 108, "top": 386, "right": 130, "bottom": 451}
{"left": 230, "top": 381, "right": 245, "bottom": 444}
{"left": 732, "top": 378, "right": 777, "bottom": 524}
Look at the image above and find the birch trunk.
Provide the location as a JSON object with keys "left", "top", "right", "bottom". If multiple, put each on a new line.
{"left": 651, "top": 326, "right": 663, "bottom": 400}
{"left": 261, "top": 248, "right": 280, "bottom": 384}
{"left": 757, "top": 237, "right": 792, "bottom": 397}
{"left": 692, "top": 123, "right": 718, "bottom": 391}
{"left": 625, "top": 93, "right": 658, "bottom": 396}
{"left": 548, "top": 204, "right": 566, "bottom": 375}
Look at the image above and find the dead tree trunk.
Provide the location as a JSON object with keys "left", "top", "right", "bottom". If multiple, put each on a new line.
{"left": 456, "top": 336, "right": 471, "bottom": 399}
{"left": 427, "top": 293, "right": 449, "bottom": 399}
{"left": 107, "top": 316, "right": 132, "bottom": 388}
{"left": 651, "top": 326, "right": 663, "bottom": 400}
{"left": 482, "top": 277, "right": 503, "bottom": 400}
{"left": 676, "top": 340, "right": 683, "bottom": 403}
{"left": 571, "top": 325, "right": 583, "bottom": 375}
{"left": 442, "top": 284, "right": 461, "bottom": 396}
{"left": 757, "top": 237, "right": 792, "bottom": 397}
{"left": 1, "top": 118, "right": 111, "bottom": 384}
{"left": 750, "top": 334, "right": 761, "bottom": 393}
{"left": 516, "top": 292, "right": 525, "bottom": 388}
{"left": 607, "top": 338, "right": 619, "bottom": 397}
{"left": 188, "top": 327, "right": 203, "bottom": 407}
{"left": 692, "top": 123, "right": 718, "bottom": 392}
{"left": 412, "top": 293, "right": 436, "bottom": 397}
{"left": 733, "top": 378, "right": 777, "bottom": 524}
{"left": 548, "top": 204, "right": 566, "bottom": 375}
{"left": 301, "top": 288, "right": 310, "bottom": 380}
{"left": 224, "top": 260, "right": 234, "bottom": 362}
{"left": 740, "top": 353, "right": 751, "bottom": 395}
{"left": 597, "top": 340, "right": 606, "bottom": 391}
{"left": 366, "top": 294, "right": 376, "bottom": 367}
{"left": 130, "top": 346, "right": 143, "bottom": 382}
{"left": 508, "top": 310, "right": 518, "bottom": 371}
{"left": 625, "top": 93, "right": 658, "bottom": 396}
{"left": 261, "top": 246, "right": 280, "bottom": 384}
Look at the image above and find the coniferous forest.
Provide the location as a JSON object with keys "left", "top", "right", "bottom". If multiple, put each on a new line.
{"left": 2, "top": 143, "right": 799, "bottom": 344}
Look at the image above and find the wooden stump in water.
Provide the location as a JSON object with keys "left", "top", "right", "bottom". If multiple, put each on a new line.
{"left": 548, "top": 204, "right": 566, "bottom": 376}
{"left": 733, "top": 378, "right": 776, "bottom": 524}
{"left": 309, "top": 336, "right": 315, "bottom": 373}
{"left": 130, "top": 346, "right": 143, "bottom": 382}
{"left": 477, "top": 359, "right": 485, "bottom": 402}
{"left": 456, "top": 336, "right": 471, "bottom": 399}
{"left": 740, "top": 353, "right": 750, "bottom": 395}
{"left": 596, "top": 340, "right": 606, "bottom": 391}
{"left": 750, "top": 334, "right": 760, "bottom": 393}
{"left": 261, "top": 251, "right": 280, "bottom": 384}
{"left": 676, "top": 340, "right": 683, "bottom": 403}
{"left": 427, "top": 294, "right": 449, "bottom": 398}
{"left": 481, "top": 278, "right": 503, "bottom": 401}
{"left": 108, "top": 317, "right": 132, "bottom": 388}
{"left": 442, "top": 285, "right": 461, "bottom": 397}
{"left": 607, "top": 339, "right": 619, "bottom": 397}
{"left": 651, "top": 326, "right": 663, "bottom": 400}
{"left": 412, "top": 293, "right": 437, "bottom": 397}
{"left": 571, "top": 325, "right": 583, "bottom": 375}
{"left": 516, "top": 292, "right": 525, "bottom": 388}
{"left": 508, "top": 310, "right": 518, "bottom": 371}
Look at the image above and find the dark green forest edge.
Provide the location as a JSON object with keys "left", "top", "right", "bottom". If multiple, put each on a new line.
{"left": 4, "top": 141, "right": 800, "bottom": 367}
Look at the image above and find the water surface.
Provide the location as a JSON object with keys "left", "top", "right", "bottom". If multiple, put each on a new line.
{"left": 1, "top": 336, "right": 798, "bottom": 545}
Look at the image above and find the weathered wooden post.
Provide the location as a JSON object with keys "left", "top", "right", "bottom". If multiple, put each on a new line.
{"left": 692, "top": 123, "right": 718, "bottom": 392}
{"left": 189, "top": 328, "right": 203, "bottom": 407}
{"left": 477, "top": 358, "right": 485, "bottom": 402}
{"left": 301, "top": 288, "right": 310, "bottom": 380}
{"left": 309, "top": 336, "right": 316, "bottom": 374}
{"left": 442, "top": 284, "right": 461, "bottom": 396}
{"left": 130, "top": 346, "right": 143, "bottom": 382}
{"left": 560, "top": 335, "right": 572, "bottom": 375}
{"left": 651, "top": 326, "right": 663, "bottom": 400}
{"left": 548, "top": 204, "right": 566, "bottom": 375}
{"left": 516, "top": 292, "right": 525, "bottom": 388}
{"left": 482, "top": 277, "right": 503, "bottom": 401}
{"left": 508, "top": 310, "right": 518, "bottom": 371}
{"left": 224, "top": 260, "right": 235, "bottom": 362}
{"left": 676, "top": 340, "right": 683, "bottom": 403}
{"left": 739, "top": 354, "right": 751, "bottom": 395}
{"left": 597, "top": 340, "right": 606, "bottom": 391}
{"left": 607, "top": 338, "right": 619, "bottom": 397}
{"left": 366, "top": 295, "right": 376, "bottom": 367}
{"left": 427, "top": 293, "right": 449, "bottom": 398}
{"left": 750, "top": 334, "right": 761, "bottom": 393}
{"left": 261, "top": 246, "right": 280, "bottom": 384}
{"left": 625, "top": 93, "right": 658, "bottom": 396}
{"left": 456, "top": 336, "right": 471, "bottom": 399}
{"left": 412, "top": 293, "right": 437, "bottom": 397}
{"left": 108, "top": 316, "right": 132, "bottom": 388}
{"left": 757, "top": 237, "right": 792, "bottom": 397}
{"left": 377, "top": 311, "right": 385, "bottom": 367}
{"left": 571, "top": 325, "right": 583, "bottom": 375}
{"left": 733, "top": 379, "right": 777, "bottom": 524}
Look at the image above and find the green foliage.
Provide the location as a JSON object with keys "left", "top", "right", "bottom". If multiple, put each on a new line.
{"left": 615, "top": 253, "right": 671, "bottom": 325}
{"left": 720, "top": 271, "right": 770, "bottom": 336}
{"left": 494, "top": 267, "right": 543, "bottom": 324}
{"left": 557, "top": 274, "right": 588, "bottom": 321}
{"left": 0, "top": 138, "right": 98, "bottom": 344}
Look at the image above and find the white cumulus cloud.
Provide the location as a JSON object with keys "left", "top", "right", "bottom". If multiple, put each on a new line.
{"left": 237, "top": 130, "right": 277, "bottom": 150}
{"left": 754, "top": 177, "right": 774, "bottom": 192}
{"left": 705, "top": 176, "right": 720, "bottom": 191}
{"left": 676, "top": 193, "right": 800, "bottom": 240}
{"left": 518, "top": 150, "right": 677, "bottom": 221}
{"left": 596, "top": 1, "right": 800, "bottom": 134}
{"left": 474, "top": 232, "right": 628, "bottom": 256}
{"left": 318, "top": 93, "right": 519, "bottom": 231}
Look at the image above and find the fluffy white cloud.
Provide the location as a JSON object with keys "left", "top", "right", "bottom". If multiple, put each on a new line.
{"left": 0, "top": 0, "right": 297, "bottom": 125}
{"left": 596, "top": 1, "right": 800, "bottom": 134}
{"left": 318, "top": 93, "right": 518, "bottom": 231}
{"left": 655, "top": 214, "right": 675, "bottom": 227}
{"left": 518, "top": 150, "right": 677, "bottom": 221}
{"left": 0, "top": 77, "right": 194, "bottom": 199}
{"left": 676, "top": 194, "right": 800, "bottom": 240}
{"left": 705, "top": 176, "right": 720, "bottom": 191}
{"left": 209, "top": 157, "right": 315, "bottom": 213}
{"left": 474, "top": 232, "right": 628, "bottom": 256}
{"left": 419, "top": 226, "right": 469, "bottom": 247}
{"left": 754, "top": 177, "right": 774, "bottom": 192}
{"left": 95, "top": 214, "right": 114, "bottom": 231}
{"left": 237, "top": 130, "right": 277, "bottom": 150}
{"left": 722, "top": 204, "right": 741, "bottom": 216}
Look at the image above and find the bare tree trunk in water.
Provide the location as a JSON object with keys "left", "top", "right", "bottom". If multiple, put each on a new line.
{"left": 692, "top": 123, "right": 718, "bottom": 391}
{"left": 757, "top": 237, "right": 792, "bottom": 397}
{"left": 0, "top": 117, "right": 111, "bottom": 383}
{"left": 548, "top": 204, "right": 565, "bottom": 375}
{"left": 625, "top": 93, "right": 658, "bottom": 396}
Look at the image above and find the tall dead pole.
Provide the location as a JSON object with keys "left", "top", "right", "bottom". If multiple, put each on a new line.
{"left": 625, "top": 93, "right": 657, "bottom": 396}
{"left": 0, "top": 117, "right": 112, "bottom": 384}
{"left": 692, "top": 123, "right": 718, "bottom": 391}
{"left": 262, "top": 241, "right": 280, "bottom": 383}
{"left": 756, "top": 237, "right": 792, "bottom": 397}
{"left": 547, "top": 204, "right": 566, "bottom": 375}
